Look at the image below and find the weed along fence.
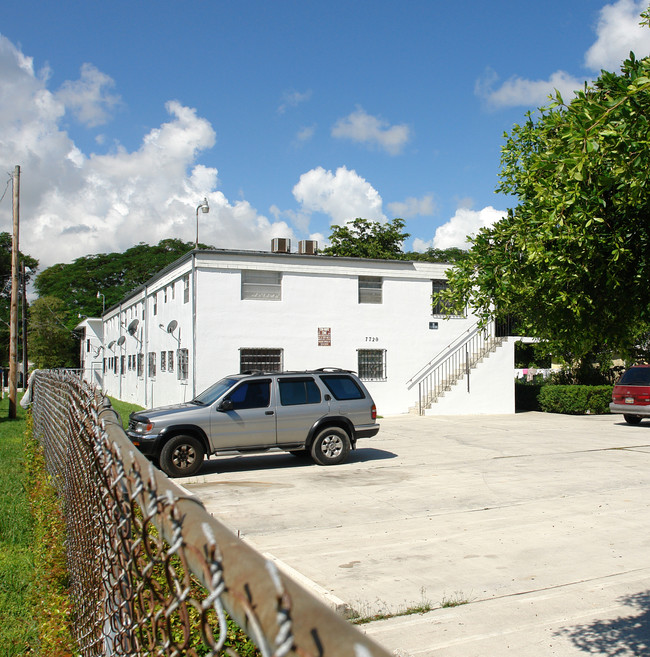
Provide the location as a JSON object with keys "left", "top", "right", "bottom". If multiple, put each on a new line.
{"left": 30, "top": 369, "right": 391, "bottom": 657}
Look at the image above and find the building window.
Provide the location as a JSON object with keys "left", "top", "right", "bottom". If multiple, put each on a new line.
{"left": 241, "top": 270, "right": 282, "bottom": 301}
{"left": 177, "top": 348, "right": 189, "bottom": 380}
{"left": 160, "top": 351, "right": 166, "bottom": 372}
{"left": 358, "top": 276, "right": 382, "bottom": 304}
{"left": 239, "top": 348, "right": 283, "bottom": 372}
{"left": 152, "top": 293, "right": 158, "bottom": 316}
{"left": 168, "top": 351, "right": 174, "bottom": 372}
{"left": 358, "top": 349, "right": 386, "bottom": 381}
{"left": 148, "top": 352, "right": 156, "bottom": 377}
{"left": 183, "top": 274, "right": 190, "bottom": 304}
{"left": 431, "top": 279, "right": 463, "bottom": 316}
{"left": 137, "top": 353, "right": 144, "bottom": 377}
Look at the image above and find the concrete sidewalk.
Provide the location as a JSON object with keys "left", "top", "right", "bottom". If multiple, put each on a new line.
{"left": 185, "top": 412, "right": 650, "bottom": 656}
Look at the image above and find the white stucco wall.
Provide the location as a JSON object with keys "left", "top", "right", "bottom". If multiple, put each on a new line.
{"left": 425, "top": 338, "right": 516, "bottom": 415}
{"left": 76, "top": 318, "right": 104, "bottom": 388}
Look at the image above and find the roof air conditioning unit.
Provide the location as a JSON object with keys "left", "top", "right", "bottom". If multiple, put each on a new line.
{"left": 298, "top": 240, "right": 318, "bottom": 255}
{"left": 271, "top": 238, "right": 291, "bottom": 253}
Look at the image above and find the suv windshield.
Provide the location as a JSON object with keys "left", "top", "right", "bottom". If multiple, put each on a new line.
{"left": 618, "top": 367, "right": 650, "bottom": 386}
{"left": 193, "top": 377, "right": 239, "bottom": 405}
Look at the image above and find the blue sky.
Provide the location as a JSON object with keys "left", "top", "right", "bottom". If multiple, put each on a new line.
{"left": 1, "top": 0, "right": 650, "bottom": 269}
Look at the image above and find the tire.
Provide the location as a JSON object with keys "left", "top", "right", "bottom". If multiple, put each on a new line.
{"left": 624, "top": 414, "right": 643, "bottom": 425}
{"left": 310, "top": 427, "right": 351, "bottom": 466}
{"left": 159, "top": 435, "right": 205, "bottom": 477}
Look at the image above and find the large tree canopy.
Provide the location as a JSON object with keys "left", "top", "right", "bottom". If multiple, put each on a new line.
{"left": 322, "top": 218, "right": 410, "bottom": 259}
{"left": 35, "top": 238, "right": 202, "bottom": 325}
{"left": 440, "top": 49, "right": 650, "bottom": 361}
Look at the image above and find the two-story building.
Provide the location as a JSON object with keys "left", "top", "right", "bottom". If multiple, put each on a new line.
{"left": 97, "top": 243, "right": 516, "bottom": 415}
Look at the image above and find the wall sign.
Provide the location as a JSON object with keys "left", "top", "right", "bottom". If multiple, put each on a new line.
{"left": 318, "top": 327, "right": 331, "bottom": 346}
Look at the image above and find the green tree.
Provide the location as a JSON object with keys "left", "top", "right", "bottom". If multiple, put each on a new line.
{"left": 35, "top": 238, "right": 202, "bottom": 326}
{"left": 439, "top": 47, "right": 650, "bottom": 362}
{"left": 28, "top": 296, "right": 78, "bottom": 368}
{"left": 405, "top": 247, "right": 469, "bottom": 263}
{"left": 0, "top": 233, "right": 38, "bottom": 366}
{"left": 322, "top": 218, "right": 410, "bottom": 259}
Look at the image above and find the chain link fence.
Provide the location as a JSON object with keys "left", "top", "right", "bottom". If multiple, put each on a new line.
{"left": 29, "top": 369, "right": 391, "bottom": 657}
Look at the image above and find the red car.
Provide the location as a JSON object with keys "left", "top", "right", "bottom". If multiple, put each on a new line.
{"left": 610, "top": 365, "right": 650, "bottom": 425}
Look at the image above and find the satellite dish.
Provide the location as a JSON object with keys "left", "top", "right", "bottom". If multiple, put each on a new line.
{"left": 127, "top": 319, "right": 139, "bottom": 335}
{"left": 166, "top": 320, "right": 178, "bottom": 333}
{"left": 117, "top": 336, "right": 126, "bottom": 346}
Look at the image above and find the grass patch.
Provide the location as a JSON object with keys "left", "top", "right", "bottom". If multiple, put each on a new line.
{"left": 0, "top": 397, "right": 39, "bottom": 654}
{"left": 0, "top": 395, "right": 75, "bottom": 655}
{"left": 440, "top": 591, "right": 472, "bottom": 608}
{"left": 107, "top": 395, "right": 143, "bottom": 429}
{"left": 350, "top": 588, "right": 433, "bottom": 624}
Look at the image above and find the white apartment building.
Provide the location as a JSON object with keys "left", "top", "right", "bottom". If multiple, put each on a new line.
{"left": 97, "top": 245, "right": 516, "bottom": 415}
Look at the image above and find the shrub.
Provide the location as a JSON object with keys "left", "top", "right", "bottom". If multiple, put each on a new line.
{"left": 538, "top": 385, "right": 613, "bottom": 415}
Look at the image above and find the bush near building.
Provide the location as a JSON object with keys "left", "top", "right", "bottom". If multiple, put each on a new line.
{"left": 538, "top": 385, "right": 612, "bottom": 415}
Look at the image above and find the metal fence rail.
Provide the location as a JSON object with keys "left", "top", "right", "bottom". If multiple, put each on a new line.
{"left": 29, "top": 369, "right": 391, "bottom": 657}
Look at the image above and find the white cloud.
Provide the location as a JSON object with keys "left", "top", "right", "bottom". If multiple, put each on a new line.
{"left": 387, "top": 195, "right": 435, "bottom": 219}
{"left": 416, "top": 206, "right": 506, "bottom": 250}
{"left": 55, "top": 62, "right": 121, "bottom": 127}
{"left": 476, "top": 68, "right": 584, "bottom": 109}
{"left": 0, "top": 35, "right": 294, "bottom": 268}
{"left": 294, "top": 124, "right": 316, "bottom": 145}
{"left": 586, "top": 0, "right": 650, "bottom": 69}
{"left": 277, "top": 89, "right": 312, "bottom": 114}
{"left": 477, "top": 0, "right": 650, "bottom": 109}
{"left": 331, "top": 107, "right": 410, "bottom": 155}
{"left": 475, "top": 71, "right": 585, "bottom": 108}
{"left": 292, "top": 166, "right": 385, "bottom": 225}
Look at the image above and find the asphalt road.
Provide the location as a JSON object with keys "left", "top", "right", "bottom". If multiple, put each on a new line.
{"left": 184, "top": 412, "right": 650, "bottom": 656}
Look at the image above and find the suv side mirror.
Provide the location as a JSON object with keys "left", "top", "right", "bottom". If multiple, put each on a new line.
{"left": 218, "top": 399, "right": 234, "bottom": 412}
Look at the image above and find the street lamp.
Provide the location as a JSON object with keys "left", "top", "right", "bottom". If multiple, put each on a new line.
{"left": 97, "top": 291, "right": 105, "bottom": 314}
{"left": 195, "top": 197, "right": 210, "bottom": 248}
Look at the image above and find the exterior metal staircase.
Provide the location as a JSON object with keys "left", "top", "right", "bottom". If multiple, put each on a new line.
{"left": 406, "top": 319, "right": 505, "bottom": 415}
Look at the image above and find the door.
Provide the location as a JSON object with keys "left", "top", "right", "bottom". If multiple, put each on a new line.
{"left": 209, "top": 378, "right": 276, "bottom": 450}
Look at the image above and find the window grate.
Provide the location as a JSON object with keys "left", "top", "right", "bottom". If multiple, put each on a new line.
{"left": 358, "top": 349, "right": 386, "bottom": 381}
{"left": 239, "top": 348, "right": 283, "bottom": 372}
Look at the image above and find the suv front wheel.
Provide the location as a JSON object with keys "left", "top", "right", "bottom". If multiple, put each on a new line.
{"left": 310, "top": 427, "right": 351, "bottom": 465}
{"left": 160, "top": 434, "right": 205, "bottom": 477}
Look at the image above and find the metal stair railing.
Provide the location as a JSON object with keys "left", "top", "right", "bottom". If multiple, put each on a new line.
{"left": 407, "top": 319, "right": 499, "bottom": 415}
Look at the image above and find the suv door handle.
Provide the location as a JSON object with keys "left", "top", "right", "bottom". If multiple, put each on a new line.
{"left": 265, "top": 410, "right": 275, "bottom": 415}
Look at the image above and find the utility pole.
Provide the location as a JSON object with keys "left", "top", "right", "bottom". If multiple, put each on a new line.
{"left": 9, "top": 165, "right": 19, "bottom": 418}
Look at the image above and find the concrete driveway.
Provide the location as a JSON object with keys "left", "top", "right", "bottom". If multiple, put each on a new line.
{"left": 184, "top": 412, "right": 650, "bottom": 656}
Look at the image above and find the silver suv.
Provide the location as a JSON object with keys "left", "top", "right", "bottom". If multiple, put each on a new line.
{"left": 127, "top": 368, "right": 380, "bottom": 477}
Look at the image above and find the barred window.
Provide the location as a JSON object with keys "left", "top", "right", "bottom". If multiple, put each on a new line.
{"left": 239, "top": 348, "right": 283, "bottom": 373}
{"left": 137, "top": 353, "right": 144, "bottom": 378}
{"left": 432, "top": 279, "right": 463, "bottom": 316}
{"left": 358, "top": 349, "right": 386, "bottom": 381}
{"left": 148, "top": 352, "right": 156, "bottom": 377}
{"left": 241, "top": 270, "right": 282, "bottom": 301}
{"left": 168, "top": 351, "right": 174, "bottom": 372}
{"left": 358, "top": 276, "right": 382, "bottom": 304}
{"left": 177, "top": 348, "right": 189, "bottom": 380}
{"left": 160, "top": 351, "right": 166, "bottom": 372}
